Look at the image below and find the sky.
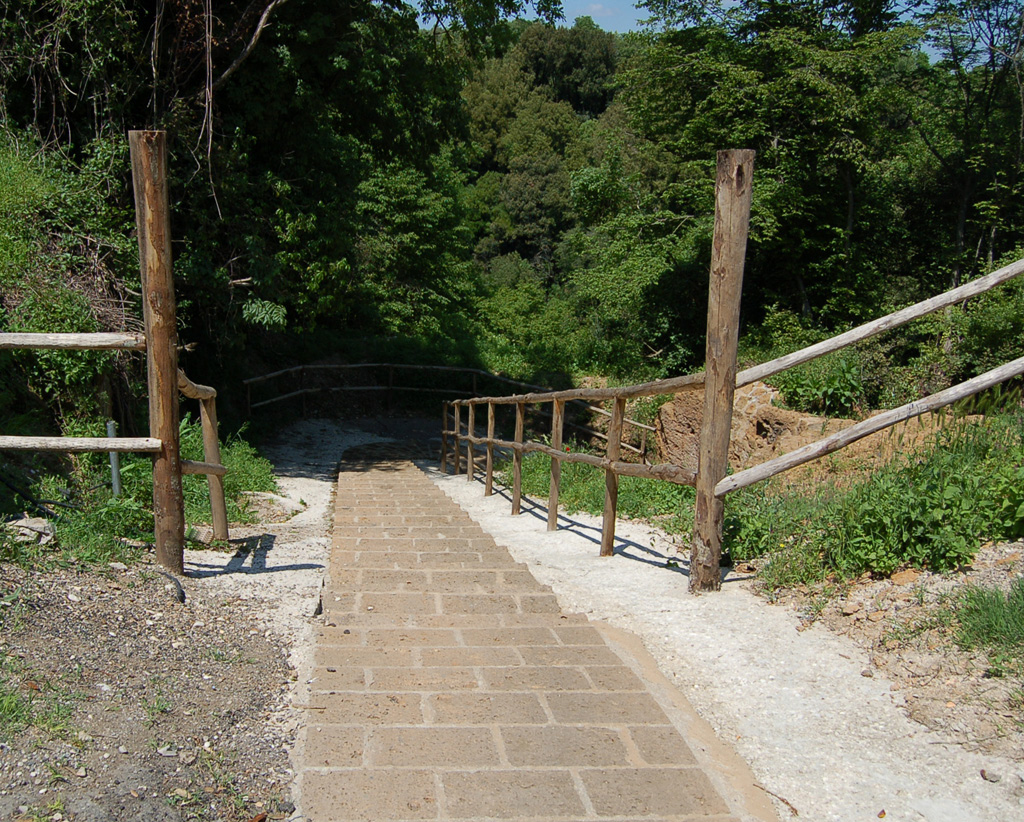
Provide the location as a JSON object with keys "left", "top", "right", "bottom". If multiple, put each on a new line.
{"left": 556, "top": 0, "right": 647, "bottom": 32}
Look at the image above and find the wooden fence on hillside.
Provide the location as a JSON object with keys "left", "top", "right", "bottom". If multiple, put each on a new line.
{"left": 0, "top": 131, "right": 226, "bottom": 574}
{"left": 442, "top": 149, "right": 1024, "bottom": 593}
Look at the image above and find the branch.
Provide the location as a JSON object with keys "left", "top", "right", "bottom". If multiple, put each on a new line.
{"left": 212, "top": 0, "right": 292, "bottom": 92}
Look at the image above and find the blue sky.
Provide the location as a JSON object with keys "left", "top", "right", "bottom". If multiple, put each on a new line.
{"left": 556, "top": 0, "right": 647, "bottom": 32}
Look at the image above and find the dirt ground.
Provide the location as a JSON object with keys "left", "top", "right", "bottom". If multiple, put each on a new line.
{"left": 0, "top": 558, "right": 296, "bottom": 822}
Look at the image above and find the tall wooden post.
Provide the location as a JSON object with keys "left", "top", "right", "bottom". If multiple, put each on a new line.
{"left": 129, "top": 130, "right": 184, "bottom": 575}
{"left": 547, "top": 400, "right": 565, "bottom": 530}
{"left": 512, "top": 402, "right": 524, "bottom": 515}
{"left": 690, "top": 149, "right": 755, "bottom": 593}
{"left": 600, "top": 398, "right": 626, "bottom": 557}
{"left": 466, "top": 403, "right": 475, "bottom": 481}
{"left": 485, "top": 403, "right": 496, "bottom": 496}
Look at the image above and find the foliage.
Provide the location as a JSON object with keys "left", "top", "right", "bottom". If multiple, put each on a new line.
{"left": 0, "top": 136, "right": 136, "bottom": 428}
{"left": 728, "top": 412, "right": 1024, "bottom": 583}
{"left": 1, "top": 418, "right": 276, "bottom": 569}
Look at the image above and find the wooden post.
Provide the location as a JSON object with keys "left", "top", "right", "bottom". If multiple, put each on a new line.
{"left": 200, "top": 398, "right": 229, "bottom": 541}
{"left": 453, "top": 403, "right": 462, "bottom": 475}
{"left": 485, "top": 402, "right": 495, "bottom": 496}
{"left": 441, "top": 402, "right": 449, "bottom": 473}
{"left": 691, "top": 149, "right": 755, "bottom": 593}
{"left": 129, "top": 130, "right": 184, "bottom": 575}
{"left": 466, "top": 403, "right": 475, "bottom": 481}
{"left": 600, "top": 398, "right": 626, "bottom": 557}
{"left": 512, "top": 402, "right": 524, "bottom": 515}
{"left": 547, "top": 399, "right": 565, "bottom": 531}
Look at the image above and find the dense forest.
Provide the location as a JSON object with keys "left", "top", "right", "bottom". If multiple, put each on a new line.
{"left": 3, "top": 0, "right": 1024, "bottom": 440}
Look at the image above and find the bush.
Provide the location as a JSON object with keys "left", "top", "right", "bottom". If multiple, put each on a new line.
{"left": 728, "top": 413, "right": 1024, "bottom": 583}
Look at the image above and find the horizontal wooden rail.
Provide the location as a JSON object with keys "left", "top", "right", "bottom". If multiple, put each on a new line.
{"left": 250, "top": 385, "right": 474, "bottom": 410}
{"left": 0, "top": 332, "right": 147, "bottom": 351}
{"left": 717, "top": 353, "right": 1024, "bottom": 496}
{"left": 455, "top": 432, "right": 695, "bottom": 485}
{"left": 181, "top": 459, "right": 227, "bottom": 476}
{"left": 459, "top": 373, "right": 704, "bottom": 405}
{"left": 178, "top": 369, "right": 216, "bottom": 400}
{"left": 0, "top": 435, "right": 162, "bottom": 452}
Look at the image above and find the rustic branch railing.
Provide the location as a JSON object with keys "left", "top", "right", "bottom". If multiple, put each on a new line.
{"left": 243, "top": 363, "right": 652, "bottom": 456}
{"left": 0, "top": 130, "right": 228, "bottom": 572}
{"left": 441, "top": 149, "right": 1024, "bottom": 593}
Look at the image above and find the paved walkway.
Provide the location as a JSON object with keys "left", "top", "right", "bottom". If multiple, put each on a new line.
{"left": 297, "top": 457, "right": 770, "bottom": 822}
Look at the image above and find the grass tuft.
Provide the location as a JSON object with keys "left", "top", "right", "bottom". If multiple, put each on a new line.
{"left": 957, "top": 577, "right": 1024, "bottom": 660}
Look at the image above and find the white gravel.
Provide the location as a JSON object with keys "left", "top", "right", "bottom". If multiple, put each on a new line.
{"left": 178, "top": 420, "right": 1024, "bottom": 822}
{"left": 429, "top": 465, "right": 1024, "bottom": 822}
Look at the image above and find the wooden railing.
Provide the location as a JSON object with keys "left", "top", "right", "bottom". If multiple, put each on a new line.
{"left": 0, "top": 131, "right": 226, "bottom": 573}
{"left": 442, "top": 149, "right": 1024, "bottom": 592}
{"left": 243, "top": 363, "right": 654, "bottom": 457}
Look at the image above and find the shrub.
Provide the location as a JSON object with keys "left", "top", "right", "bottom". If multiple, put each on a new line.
{"left": 728, "top": 413, "right": 1024, "bottom": 583}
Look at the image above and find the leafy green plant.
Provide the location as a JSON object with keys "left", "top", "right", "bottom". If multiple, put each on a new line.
{"left": 727, "top": 412, "right": 1024, "bottom": 586}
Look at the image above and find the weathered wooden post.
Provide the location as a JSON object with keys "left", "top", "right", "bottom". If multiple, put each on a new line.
{"left": 600, "top": 398, "right": 626, "bottom": 557}
{"left": 512, "top": 402, "right": 524, "bottom": 515}
{"left": 129, "top": 130, "right": 185, "bottom": 575}
{"left": 547, "top": 399, "right": 565, "bottom": 530}
{"left": 691, "top": 149, "right": 755, "bottom": 593}
{"left": 453, "top": 403, "right": 462, "bottom": 475}
{"left": 466, "top": 402, "right": 476, "bottom": 481}
{"left": 200, "top": 397, "right": 228, "bottom": 541}
{"left": 485, "top": 402, "right": 496, "bottom": 496}
{"left": 441, "top": 402, "right": 449, "bottom": 473}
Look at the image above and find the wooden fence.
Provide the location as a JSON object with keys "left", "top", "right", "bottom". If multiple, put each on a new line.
{"left": 243, "top": 363, "right": 654, "bottom": 457}
{"left": 441, "top": 149, "right": 1024, "bottom": 593}
{"left": 0, "top": 131, "right": 226, "bottom": 574}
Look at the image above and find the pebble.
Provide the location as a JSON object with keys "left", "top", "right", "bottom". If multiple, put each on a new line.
{"left": 981, "top": 769, "right": 1001, "bottom": 783}
{"left": 861, "top": 668, "right": 874, "bottom": 678}
{"left": 118, "top": 746, "right": 129, "bottom": 755}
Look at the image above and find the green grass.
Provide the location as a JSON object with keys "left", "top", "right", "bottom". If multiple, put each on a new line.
{"left": 726, "top": 412, "right": 1024, "bottom": 589}
{"left": 956, "top": 577, "right": 1024, "bottom": 669}
{"left": 0, "top": 655, "right": 78, "bottom": 742}
{"left": 504, "top": 447, "right": 695, "bottom": 533}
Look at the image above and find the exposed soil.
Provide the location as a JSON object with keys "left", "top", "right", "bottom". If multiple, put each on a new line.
{"left": 0, "top": 558, "right": 296, "bottom": 822}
